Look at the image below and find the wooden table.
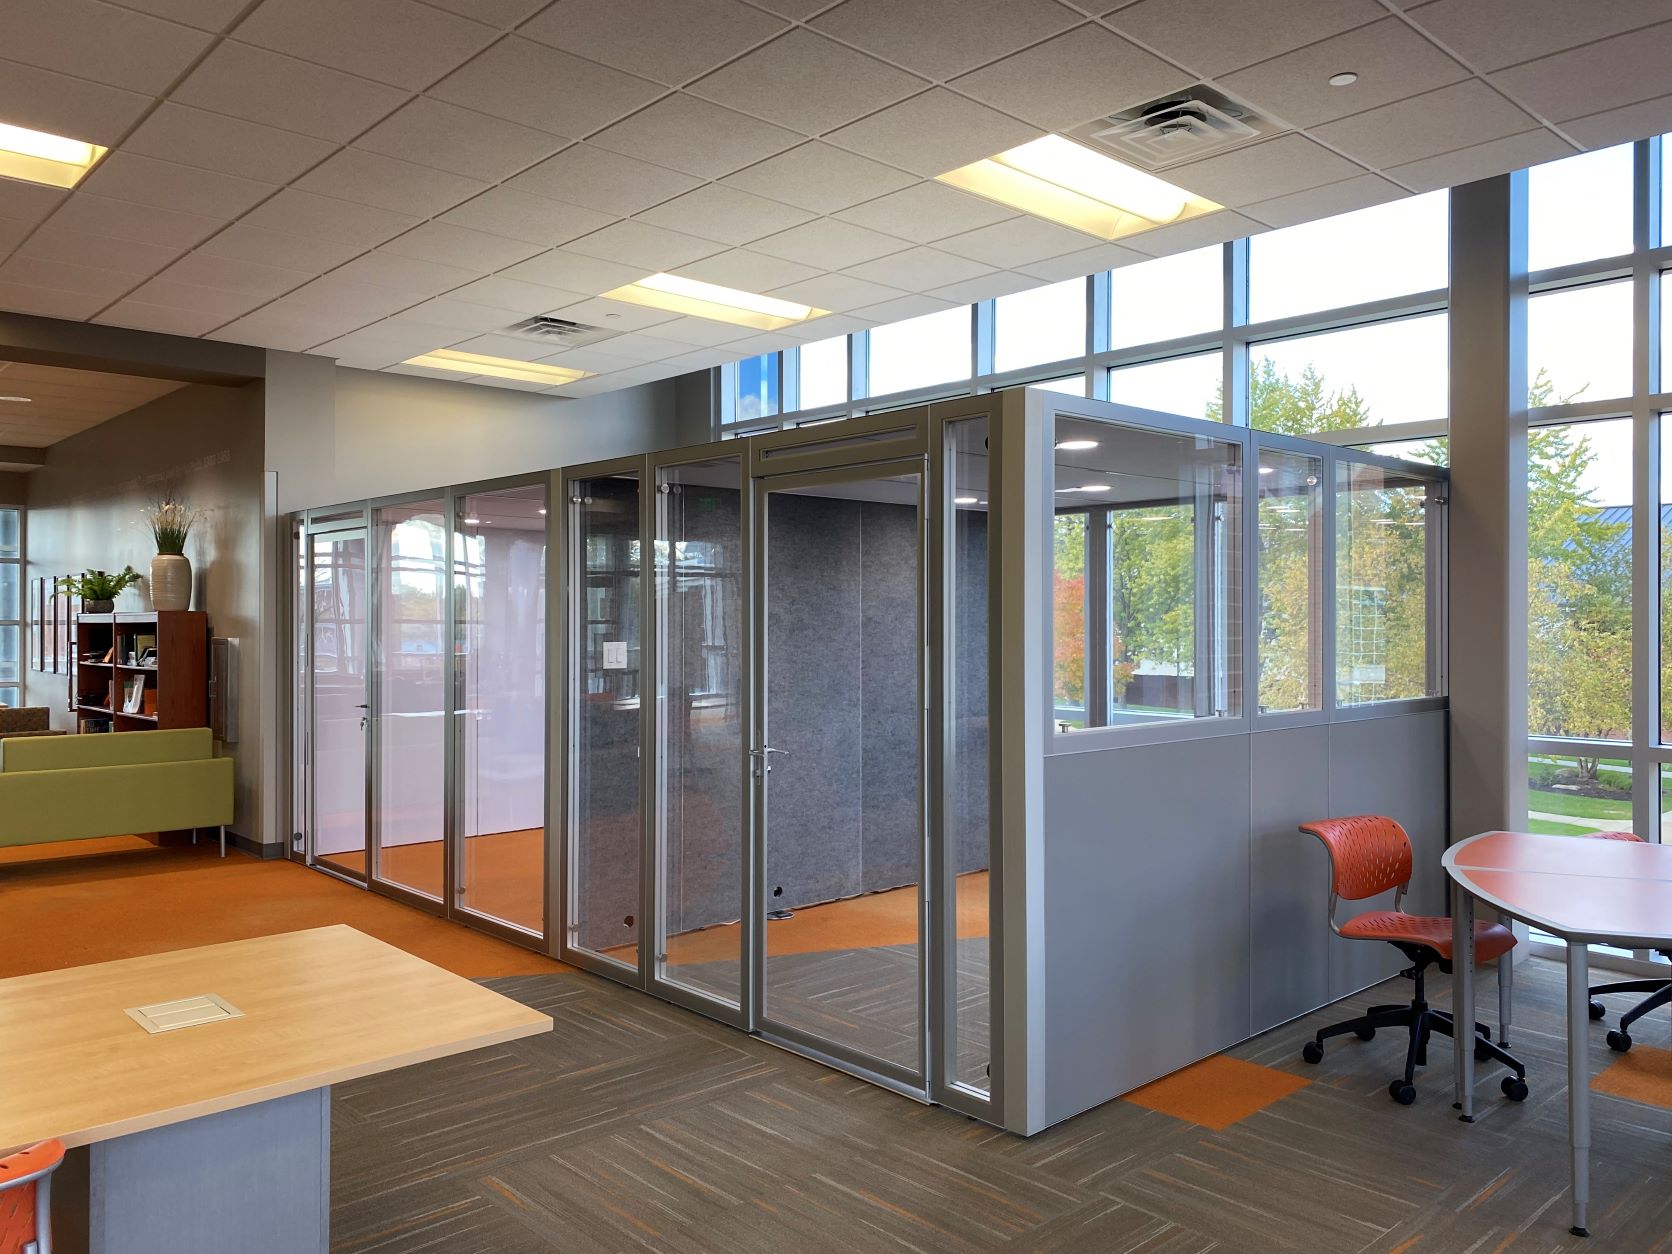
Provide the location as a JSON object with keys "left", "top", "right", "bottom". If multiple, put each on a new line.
{"left": 0, "top": 925, "right": 552, "bottom": 1253}
{"left": 1445, "top": 831, "right": 1672, "bottom": 1239}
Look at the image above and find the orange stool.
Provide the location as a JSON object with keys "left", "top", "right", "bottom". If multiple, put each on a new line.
{"left": 0, "top": 1139, "right": 64, "bottom": 1254}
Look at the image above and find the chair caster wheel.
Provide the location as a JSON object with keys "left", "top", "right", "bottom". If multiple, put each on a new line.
{"left": 1501, "top": 1076, "right": 1528, "bottom": 1102}
{"left": 1474, "top": 1040, "right": 1493, "bottom": 1062}
{"left": 1354, "top": 1026, "right": 1375, "bottom": 1041}
{"left": 1302, "top": 1041, "right": 1324, "bottom": 1064}
{"left": 1589, "top": 999, "right": 1606, "bottom": 1021}
{"left": 1606, "top": 1029, "right": 1632, "bottom": 1052}
{"left": 1388, "top": 1079, "right": 1417, "bottom": 1105}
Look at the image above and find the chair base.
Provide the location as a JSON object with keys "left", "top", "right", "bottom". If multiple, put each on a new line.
{"left": 1588, "top": 977, "right": 1672, "bottom": 1052}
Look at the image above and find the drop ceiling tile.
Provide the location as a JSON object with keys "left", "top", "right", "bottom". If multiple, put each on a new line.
{"left": 295, "top": 150, "right": 489, "bottom": 217}
{"left": 197, "top": 221, "right": 369, "bottom": 275}
{"left": 564, "top": 219, "right": 723, "bottom": 269}
{"left": 0, "top": 59, "right": 152, "bottom": 147}
{"left": 396, "top": 295, "right": 531, "bottom": 333}
{"left": 1121, "top": 210, "right": 1263, "bottom": 257}
{"left": 439, "top": 187, "right": 619, "bottom": 246}
{"left": 590, "top": 95, "right": 802, "bottom": 179}
{"left": 811, "top": 0, "right": 1080, "bottom": 80}
{"left": 79, "top": 153, "right": 277, "bottom": 221}
{"left": 1383, "top": 128, "right": 1575, "bottom": 194}
{"left": 1219, "top": 19, "right": 1470, "bottom": 130}
{"left": 422, "top": 0, "right": 553, "bottom": 26}
{"left": 381, "top": 222, "right": 546, "bottom": 271}
{"left": 235, "top": 0, "right": 497, "bottom": 90}
{"left": 1108, "top": 0, "right": 1382, "bottom": 78}
{"left": 104, "top": 0, "right": 251, "bottom": 30}
{"left": 714, "top": 330, "right": 798, "bottom": 356}
{"left": 928, "top": 270, "right": 1038, "bottom": 303}
{"left": 936, "top": 216, "right": 1095, "bottom": 267}
{"left": 213, "top": 303, "right": 372, "bottom": 350}
{"left": 670, "top": 249, "right": 821, "bottom": 291}
{"left": 239, "top": 189, "right": 422, "bottom": 248}
{"left": 547, "top": 296, "right": 682, "bottom": 333}
{"left": 577, "top": 331, "right": 687, "bottom": 362}
{"left": 356, "top": 97, "right": 568, "bottom": 182}
{"left": 95, "top": 300, "right": 227, "bottom": 337}
{"left": 1491, "top": 21, "right": 1672, "bottom": 123}
{"left": 1406, "top": 0, "right": 1672, "bottom": 74}
{"left": 1563, "top": 93, "right": 1672, "bottom": 151}
{"left": 1242, "top": 173, "right": 1408, "bottom": 229}
{"left": 154, "top": 251, "right": 313, "bottom": 297}
{"left": 450, "top": 273, "right": 591, "bottom": 313}
{"left": 635, "top": 315, "right": 757, "bottom": 345}
{"left": 523, "top": 0, "right": 787, "bottom": 86}
{"left": 318, "top": 320, "right": 470, "bottom": 364}
{"left": 46, "top": 193, "right": 227, "bottom": 250}
{"left": 327, "top": 251, "right": 482, "bottom": 299}
{"left": 752, "top": 217, "right": 908, "bottom": 269}
{"left": 1165, "top": 134, "right": 1364, "bottom": 205}
{"left": 849, "top": 292, "right": 956, "bottom": 323}
{"left": 842, "top": 245, "right": 989, "bottom": 289}
{"left": 951, "top": 24, "right": 1189, "bottom": 132}
{"left": 0, "top": 223, "right": 30, "bottom": 255}
{"left": 123, "top": 105, "right": 337, "bottom": 186}
{"left": 768, "top": 271, "right": 905, "bottom": 312}
{"left": 690, "top": 29, "right": 928, "bottom": 134}
{"left": 2, "top": 0, "right": 212, "bottom": 95}
{"left": 173, "top": 42, "right": 408, "bottom": 143}
{"left": 635, "top": 185, "right": 814, "bottom": 245}
{"left": 429, "top": 37, "right": 666, "bottom": 136}
{"left": 824, "top": 89, "right": 1043, "bottom": 177}
{"left": 834, "top": 182, "right": 1015, "bottom": 244}
{"left": 122, "top": 276, "right": 269, "bottom": 319}
{"left": 748, "top": 0, "right": 840, "bottom": 15}
{"left": 499, "top": 249, "right": 645, "bottom": 293}
{"left": 532, "top": 343, "right": 644, "bottom": 373}
{"left": 445, "top": 331, "right": 568, "bottom": 360}
{"left": 506, "top": 145, "right": 701, "bottom": 216}
{"left": 775, "top": 311, "right": 870, "bottom": 339}
{"left": 0, "top": 281, "right": 109, "bottom": 320}
{"left": 285, "top": 274, "right": 422, "bottom": 320}
{"left": 0, "top": 182, "right": 69, "bottom": 229}
{"left": 0, "top": 255, "right": 135, "bottom": 301}
{"left": 721, "top": 142, "right": 917, "bottom": 213}
{"left": 1311, "top": 80, "right": 1537, "bottom": 171}
{"left": 1015, "top": 241, "right": 1143, "bottom": 281}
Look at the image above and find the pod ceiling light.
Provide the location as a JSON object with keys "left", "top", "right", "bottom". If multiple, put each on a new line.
{"left": 0, "top": 121, "right": 107, "bottom": 189}
{"left": 400, "top": 348, "right": 592, "bottom": 386}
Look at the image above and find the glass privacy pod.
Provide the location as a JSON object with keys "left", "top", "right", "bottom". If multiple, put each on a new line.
{"left": 289, "top": 386, "right": 1446, "bottom": 1134}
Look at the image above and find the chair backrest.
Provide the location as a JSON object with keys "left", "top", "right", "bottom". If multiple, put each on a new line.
{"left": 0, "top": 1138, "right": 64, "bottom": 1254}
{"left": 1299, "top": 815, "right": 1412, "bottom": 901}
{"left": 1584, "top": 830, "right": 1643, "bottom": 842}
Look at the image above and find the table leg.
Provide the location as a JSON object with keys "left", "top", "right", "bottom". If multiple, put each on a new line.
{"left": 1568, "top": 945, "right": 1591, "bottom": 1238}
{"left": 1452, "top": 878, "right": 1475, "bottom": 1121}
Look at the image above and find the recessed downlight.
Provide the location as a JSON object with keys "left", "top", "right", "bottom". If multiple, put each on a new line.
{"left": 1328, "top": 71, "right": 1359, "bottom": 87}
{"left": 464, "top": 517, "right": 483, "bottom": 525}
{"left": 1055, "top": 483, "right": 1112, "bottom": 494}
{"left": 954, "top": 495, "right": 979, "bottom": 504}
{"left": 1055, "top": 438, "right": 1099, "bottom": 451}
{"left": 0, "top": 395, "right": 32, "bottom": 403}
{"left": 0, "top": 121, "right": 108, "bottom": 189}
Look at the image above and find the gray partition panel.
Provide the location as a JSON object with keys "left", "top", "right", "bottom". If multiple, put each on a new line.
{"left": 1249, "top": 724, "right": 1332, "bottom": 1032}
{"left": 1042, "top": 733, "right": 1253, "bottom": 1127}
{"left": 859, "top": 499, "right": 923, "bottom": 890}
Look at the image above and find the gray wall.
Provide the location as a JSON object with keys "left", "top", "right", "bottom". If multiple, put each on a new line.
{"left": 0, "top": 471, "right": 26, "bottom": 504}
{"left": 1038, "top": 708, "right": 1447, "bottom": 1130}
{"left": 22, "top": 380, "right": 267, "bottom": 841}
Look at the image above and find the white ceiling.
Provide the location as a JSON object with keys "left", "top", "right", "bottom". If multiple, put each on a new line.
{"left": 0, "top": 0, "right": 1668, "bottom": 399}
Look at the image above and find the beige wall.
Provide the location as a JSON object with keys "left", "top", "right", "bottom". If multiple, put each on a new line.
{"left": 23, "top": 380, "right": 266, "bottom": 842}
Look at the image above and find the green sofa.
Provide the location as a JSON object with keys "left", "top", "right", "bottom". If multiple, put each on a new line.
{"left": 0, "top": 728, "right": 235, "bottom": 855}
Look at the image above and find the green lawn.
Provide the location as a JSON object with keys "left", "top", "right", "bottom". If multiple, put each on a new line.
{"left": 1526, "top": 787, "right": 1632, "bottom": 821}
{"left": 1527, "top": 818, "right": 1603, "bottom": 836}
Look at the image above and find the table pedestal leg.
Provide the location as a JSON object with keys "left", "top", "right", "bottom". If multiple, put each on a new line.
{"left": 1452, "top": 878, "right": 1475, "bottom": 1120}
{"left": 1568, "top": 946, "right": 1591, "bottom": 1238}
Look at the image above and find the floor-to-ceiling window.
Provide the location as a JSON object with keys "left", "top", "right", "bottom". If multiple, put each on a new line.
{"left": 0, "top": 506, "right": 18, "bottom": 708}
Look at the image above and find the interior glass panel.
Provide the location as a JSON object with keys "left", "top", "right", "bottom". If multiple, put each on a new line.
{"left": 456, "top": 483, "right": 547, "bottom": 935}
{"left": 1257, "top": 447, "right": 1324, "bottom": 713}
{"left": 310, "top": 530, "right": 368, "bottom": 876}
{"left": 654, "top": 455, "right": 744, "bottom": 1007}
{"left": 1335, "top": 460, "right": 1434, "bottom": 706}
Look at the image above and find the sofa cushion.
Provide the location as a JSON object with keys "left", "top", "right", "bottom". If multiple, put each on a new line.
{"left": 0, "top": 727, "right": 213, "bottom": 773}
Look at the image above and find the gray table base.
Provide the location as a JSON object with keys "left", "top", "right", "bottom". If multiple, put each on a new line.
{"left": 52, "top": 1088, "right": 330, "bottom": 1254}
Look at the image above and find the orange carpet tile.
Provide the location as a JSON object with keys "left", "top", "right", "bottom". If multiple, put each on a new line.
{"left": 321, "top": 829, "right": 543, "bottom": 934}
{"left": 1592, "top": 1044, "right": 1672, "bottom": 1108}
{"left": 1123, "top": 1055, "right": 1311, "bottom": 1130}
{"left": 0, "top": 838, "right": 566, "bottom": 981}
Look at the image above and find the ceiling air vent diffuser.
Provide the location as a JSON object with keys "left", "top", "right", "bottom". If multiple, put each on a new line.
{"left": 503, "top": 315, "right": 620, "bottom": 349}
{"left": 1069, "top": 86, "right": 1279, "bottom": 171}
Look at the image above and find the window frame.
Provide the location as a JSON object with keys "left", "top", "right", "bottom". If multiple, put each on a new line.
{"left": 0, "top": 504, "right": 22, "bottom": 708}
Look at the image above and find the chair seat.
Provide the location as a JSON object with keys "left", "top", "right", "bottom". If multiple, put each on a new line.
{"left": 1340, "top": 911, "right": 1515, "bottom": 962}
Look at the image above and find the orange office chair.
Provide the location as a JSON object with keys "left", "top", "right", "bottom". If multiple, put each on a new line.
{"left": 1582, "top": 831, "right": 1672, "bottom": 1052}
{"left": 1298, "top": 816, "right": 1528, "bottom": 1106}
{"left": 0, "top": 1138, "right": 64, "bottom": 1254}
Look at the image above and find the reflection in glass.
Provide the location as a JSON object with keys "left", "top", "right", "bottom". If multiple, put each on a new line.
{"left": 571, "top": 473, "right": 641, "bottom": 963}
{"left": 0, "top": 625, "right": 17, "bottom": 685}
{"left": 948, "top": 417, "right": 991, "bottom": 1091}
{"left": 795, "top": 336, "right": 847, "bottom": 411}
{"left": 457, "top": 484, "right": 547, "bottom": 935}
{"left": 1355, "top": 437, "right": 1448, "bottom": 467}
{"left": 1529, "top": 144, "right": 1633, "bottom": 272}
{"left": 1107, "top": 352, "right": 1220, "bottom": 420}
{"left": 1527, "top": 754, "right": 1633, "bottom": 837}
{"left": 1250, "top": 314, "right": 1448, "bottom": 434}
{"left": 994, "top": 278, "right": 1085, "bottom": 373}
{"left": 654, "top": 456, "right": 743, "bottom": 1007}
{"left": 1031, "top": 375, "right": 1086, "bottom": 396}
{"left": 1249, "top": 192, "right": 1447, "bottom": 323}
{"left": 0, "top": 508, "right": 17, "bottom": 557}
{"left": 372, "top": 501, "right": 445, "bottom": 901}
{"left": 1528, "top": 282, "right": 1632, "bottom": 404}
{"left": 1335, "top": 461, "right": 1432, "bottom": 705}
{"left": 1053, "top": 512, "right": 1088, "bottom": 728}
{"left": 1257, "top": 448, "right": 1323, "bottom": 713}
{"left": 1531, "top": 419, "right": 1631, "bottom": 744}
{"left": 311, "top": 531, "right": 368, "bottom": 874}
{"left": 867, "top": 306, "right": 971, "bottom": 397}
{"left": 1109, "top": 246, "right": 1221, "bottom": 348}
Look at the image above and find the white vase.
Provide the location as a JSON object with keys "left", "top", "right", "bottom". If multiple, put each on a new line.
{"left": 151, "top": 553, "right": 192, "bottom": 611}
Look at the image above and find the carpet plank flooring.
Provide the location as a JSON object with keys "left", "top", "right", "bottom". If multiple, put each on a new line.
{"left": 332, "top": 957, "right": 1672, "bottom": 1252}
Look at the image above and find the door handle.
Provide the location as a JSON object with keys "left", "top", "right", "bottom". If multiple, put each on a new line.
{"left": 749, "top": 746, "right": 788, "bottom": 775}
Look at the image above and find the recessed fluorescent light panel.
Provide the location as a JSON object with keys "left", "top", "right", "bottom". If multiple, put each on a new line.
{"left": 400, "top": 348, "right": 592, "bottom": 386}
{"left": 0, "top": 121, "right": 107, "bottom": 189}
{"left": 600, "top": 273, "right": 829, "bottom": 331}
{"left": 937, "top": 135, "right": 1221, "bottom": 242}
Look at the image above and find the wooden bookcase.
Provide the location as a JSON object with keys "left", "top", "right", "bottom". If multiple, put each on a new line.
{"left": 73, "top": 611, "right": 208, "bottom": 733}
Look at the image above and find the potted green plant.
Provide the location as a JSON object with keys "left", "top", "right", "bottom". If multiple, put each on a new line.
{"left": 59, "top": 568, "right": 142, "bottom": 614}
{"left": 144, "top": 496, "right": 198, "bottom": 612}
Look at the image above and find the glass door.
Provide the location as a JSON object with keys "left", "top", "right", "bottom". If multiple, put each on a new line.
{"left": 308, "top": 526, "right": 369, "bottom": 878}
{"left": 754, "top": 459, "right": 927, "bottom": 1083}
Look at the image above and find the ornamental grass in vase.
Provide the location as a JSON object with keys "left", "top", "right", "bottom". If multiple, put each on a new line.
{"left": 145, "top": 496, "right": 198, "bottom": 612}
